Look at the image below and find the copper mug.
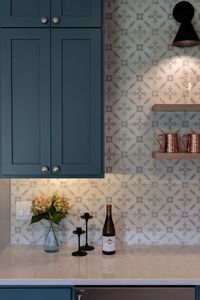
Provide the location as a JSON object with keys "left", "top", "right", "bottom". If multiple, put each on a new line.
{"left": 156, "top": 133, "right": 179, "bottom": 153}
{"left": 181, "top": 133, "right": 200, "bottom": 153}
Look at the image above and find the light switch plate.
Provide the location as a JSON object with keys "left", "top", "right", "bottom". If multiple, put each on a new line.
{"left": 16, "top": 201, "right": 32, "bottom": 220}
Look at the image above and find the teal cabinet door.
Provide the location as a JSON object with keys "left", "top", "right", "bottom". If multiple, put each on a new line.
{"left": 0, "top": 287, "right": 73, "bottom": 300}
{"left": 51, "top": 29, "right": 103, "bottom": 177}
{"left": 197, "top": 287, "right": 200, "bottom": 300}
{"left": 1, "top": 29, "right": 51, "bottom": 176}
{"left": 0, "top": 0, "right": 50, "bottom": 27}
{"left": 51, "top": 0, "right": 102, "bottom": 27}
{"left": 0, "top": 0, "right": 102, "bottom": 28}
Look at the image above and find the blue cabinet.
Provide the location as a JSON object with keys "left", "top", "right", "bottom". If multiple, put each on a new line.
{"left": 0, "top": 1, "right": 104, "bottom": 178}
{"left": 0, "top": 0, "right": 50, "bottom": 28}
{"left": 51, "top": 0, "right": 102, "bottom": 27}
{"left": 0, "top": 28, "right": 103, "bottom": 177}
{"left": 0, "top": 0, "right": 102, "bottom": 27}
{"left": 1, "top": 29, "right": 51, "bottom": 176}
{"left": 51, "top": 29, "right": 103, "bottom": 177}
{"left": 194, "top": 286, "right": 200, "bottom": 300}
{"left": 0, "top": 287, "right": 73, "bottom": 300}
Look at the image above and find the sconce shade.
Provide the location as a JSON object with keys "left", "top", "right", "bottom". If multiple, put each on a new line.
{"left": 172, "top": 1, "right": 200, "bottom": 47}
{"left": 172, "top": 22, "right": 200, "bottom": 47}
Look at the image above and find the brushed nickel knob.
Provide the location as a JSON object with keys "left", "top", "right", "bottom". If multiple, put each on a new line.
{"left": 52, "top": 16, "right": 60, "bottom": 24}
{"left": 41, "top": 166, "right": 49, "bottom": 173}
{"left": 52, "top": 166, "right": 60, "bottom": 173}
{"left": 41, "top": 16, "right": 48, "bottom": 24}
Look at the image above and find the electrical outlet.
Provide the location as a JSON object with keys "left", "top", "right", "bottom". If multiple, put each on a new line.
{"left": 16, "top": 201, "right": 32, "bottom": 220}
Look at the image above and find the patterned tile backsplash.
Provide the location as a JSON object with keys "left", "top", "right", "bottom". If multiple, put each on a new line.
{"left": 11, "top": 0, "right": 200, "bottom": 246}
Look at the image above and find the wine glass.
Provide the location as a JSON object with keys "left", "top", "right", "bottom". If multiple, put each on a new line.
{"left": 181, "top": 70, "right": 198, "bottom": 104}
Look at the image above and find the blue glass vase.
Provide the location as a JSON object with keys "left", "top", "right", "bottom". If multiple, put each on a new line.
{"left": 44, "top": 221, "right": 59, "bottom": 253}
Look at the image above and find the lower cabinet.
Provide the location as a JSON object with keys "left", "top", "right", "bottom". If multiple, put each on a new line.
{"left": 0, "top": 285, "right": 197, "bottom": 300}
{"left": 197, "top": 287, "right": 200, "bottom": 300}
{"left": 0, "top": 287, "right": 73, "bottom": 300}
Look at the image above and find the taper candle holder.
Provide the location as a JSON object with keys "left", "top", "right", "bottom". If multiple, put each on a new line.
{"left": 80, "top": 212, "right": 95, "bottom": 251}
{"left": 72, "top": 227, "right": 87, "bottom": 256}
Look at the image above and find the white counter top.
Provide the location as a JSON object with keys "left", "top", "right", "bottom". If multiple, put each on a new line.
{"left": 0, "top": 245, "right": 200, "bottom": 285}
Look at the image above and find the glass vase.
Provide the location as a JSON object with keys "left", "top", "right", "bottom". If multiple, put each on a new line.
{"left": 44, "top": 221, "right": 59, "bottom": 253}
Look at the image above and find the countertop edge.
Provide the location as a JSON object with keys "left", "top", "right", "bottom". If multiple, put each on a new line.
{"left": 0, "top": 279, "right": 197, "bottom": 286}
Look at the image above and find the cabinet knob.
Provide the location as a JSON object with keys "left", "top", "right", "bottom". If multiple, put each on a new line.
{"left": 41, "top": 166, "right": 49, "bottom": 174}
{"left": 52, "top": 166, "right": 60, "bottom": 173}
{"left": 52, "top": 16, "right": 60, "bottom": 24}
{"left": 41, "top": 16, "right": 48, "bottom": 24}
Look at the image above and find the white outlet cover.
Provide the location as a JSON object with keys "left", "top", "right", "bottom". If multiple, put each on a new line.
{"left": 16, "top": 201, "right": 32, "bottom": 220}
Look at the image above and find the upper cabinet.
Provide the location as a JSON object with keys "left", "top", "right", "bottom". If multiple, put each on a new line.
{"left": 0, "top": 0, "right": 102, "bottom": 27}
{"left": 1, "top": 29, "right": 51, "bottom": 176}
{"left": 0, "top": 0, "right": 50, "bottom": 27}
{"left": 0, "top": 0, "right": 104, "bottom": 178}
{"left": 51, "top": 29, "right": 102, "bottom": 177}
{"left": 51, "top": 0, "right": 102, "bottom": 27}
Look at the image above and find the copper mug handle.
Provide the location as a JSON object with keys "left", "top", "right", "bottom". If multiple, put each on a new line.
{"left": 156, "top": 134, "right": 164, "bottom": 152}
{"left": 181, "top": 134, "right": 189, "bottom": 152}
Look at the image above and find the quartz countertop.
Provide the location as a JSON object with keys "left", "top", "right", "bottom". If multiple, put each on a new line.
{"left": 0, "top": 245, "right": 200, "bottom": 285}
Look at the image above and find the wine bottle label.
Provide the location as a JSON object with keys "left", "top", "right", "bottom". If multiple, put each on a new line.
{"left": 102, "top": 236, "right": 116, "bottom": 252}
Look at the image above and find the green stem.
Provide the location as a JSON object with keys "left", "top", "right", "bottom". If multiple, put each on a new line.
{"left": 45, "top": 221, "right": 59, "bottom": 247}
{"left": 48, "top": 210, "right": 53, "bottom": 221}
{"left": 44, "top": 221, "right": 52, "bottom": 242}
{"left": 51, "top": 224, "right": 59, "bottom": 247}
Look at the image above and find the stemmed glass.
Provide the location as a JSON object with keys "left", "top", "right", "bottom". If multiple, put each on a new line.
{"left": 181, "top": 71, "right": 198, "bottom": 104}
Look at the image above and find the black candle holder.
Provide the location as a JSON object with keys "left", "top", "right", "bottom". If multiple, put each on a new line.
{"left": 80, "top": 212, "right": 95, "bottom": 251}
{"left": 72, "top": 227, "right": 87, "bottom": 256}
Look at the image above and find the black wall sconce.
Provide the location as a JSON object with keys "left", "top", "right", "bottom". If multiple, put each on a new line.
{"left": 172, "top": 1, "right": 200, "bottom": 47}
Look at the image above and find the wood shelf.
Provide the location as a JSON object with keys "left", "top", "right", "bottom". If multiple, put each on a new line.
{"left": 152, "top": 152, "right": 200, "bottom": 160}
{"left": 152, "top": 104, "right": 200, "bottom": 112}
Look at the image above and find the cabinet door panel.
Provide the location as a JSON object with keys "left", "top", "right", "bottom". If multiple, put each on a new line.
{"left": 1, "top": 29, "right": 51, "bottom": 176}
{"left": 0, "top": 287, "right": 72, "bottom": 300}
{"left": 51, "top": 29, "right": 103, "bottom": 177}
{"left": 0, "top": 0, "right": 50, "bottom": 27}
{"left": 51, "top": 0, "right": 102, "bottom": 27}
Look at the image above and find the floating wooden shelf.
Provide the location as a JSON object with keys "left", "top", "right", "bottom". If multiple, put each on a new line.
{"left": 152, "top": 104, "right": 200, "bottom": 112}
{"left": 152, "top": 152, "right": 200, "bottom": 160}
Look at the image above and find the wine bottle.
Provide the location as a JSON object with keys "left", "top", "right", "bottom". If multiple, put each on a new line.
{"left": 102, "top": 204, "right": 116, "bottom": 255}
